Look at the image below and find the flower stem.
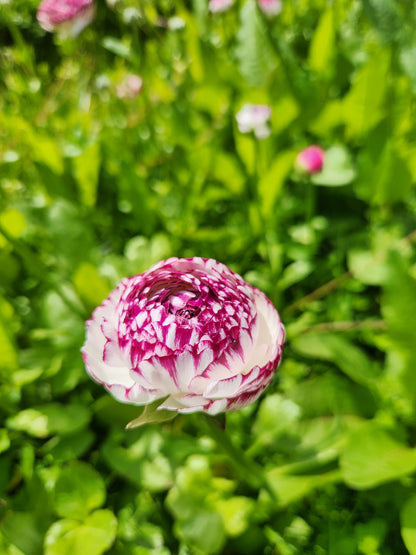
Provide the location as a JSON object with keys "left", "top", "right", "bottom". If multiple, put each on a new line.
{"left": 201, "top": 414, "right": 277, "bottom": 500}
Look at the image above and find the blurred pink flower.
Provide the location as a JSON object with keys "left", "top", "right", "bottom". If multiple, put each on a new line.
{"left": 296, "top": 145, "right": 325, "bottom": 175}
{"left": 236, "top": 103, "right": 272, "bottom": 140}
{"left": 258, "top": 0, "right": 282, "bottom": 17}
{"left": 116, "top": 74, "right": 143, "bottom": 99}
{"left": 82, "top": 257, "right": 285, "bottom": 415}
{"left": 37, "top": 0, "right": 95, "bottom": 37}
{"left": 209, "top": 0, "right": 234, "bottom": 13}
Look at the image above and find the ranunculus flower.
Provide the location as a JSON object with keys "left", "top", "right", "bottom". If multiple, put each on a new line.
{"left": 295, "top": 145, "right": 325, "bottom": 175}
{"left": 82, "top": 257, "right": 285, "bottom": 415}
{"left": 209, "top": 0, "right": 234, "bottom": 13}
{"left": 36, "top": 0, "right": 95, "bottom": 37}
{"left": 258, "top": 0, "right": 282, "bottom": 17}
{"left": 116, "top": 74, "right": 143, "bottom": 99}
{"left": 236, "top": 104, "right": 272, "bottom": 140}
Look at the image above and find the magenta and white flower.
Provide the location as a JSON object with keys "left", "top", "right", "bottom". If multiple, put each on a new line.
{"left": 236, "top": 104, "right": 272, "bottom": 140}
{"left": 209, "top": 0, "right": 234, "bottom": 13}
{"left": 82, "top": 257, "right": 285, "bottom": 415}
{"left": 258, "top": 0, "right": 282, "bottom": 17}
{"left": 36, "top": 0, "right": 95, "bottom": 37}
{"left": 295, "top": 145, "right": 325, "bottom": 175}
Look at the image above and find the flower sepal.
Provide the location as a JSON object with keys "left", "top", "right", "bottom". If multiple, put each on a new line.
{"left": 125, "top": 397, "right": 177, "bottom": 429}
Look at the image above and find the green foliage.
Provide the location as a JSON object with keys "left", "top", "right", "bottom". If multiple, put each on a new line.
{"left": 1, "top": 0, "right": 416, "bottom": 553}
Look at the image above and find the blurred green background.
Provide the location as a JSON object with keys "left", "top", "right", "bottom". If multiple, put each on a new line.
{"left": 2, "top": 0, "right": 416, "bottom": 553}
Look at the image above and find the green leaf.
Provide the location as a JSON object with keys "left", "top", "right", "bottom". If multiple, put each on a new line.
{"left": 7, "top": 403, "right": 90, "bottom": 438}
{"left": 54, "top": 462, "right": 106, "bottom": 519}
{"left": 236, "top": 0, "right": 275, "bottom": 86}
{"left": 340, "top": 421, "right": 416, "bottom": 489}
{"left": 291, "top": 332, "right": 378, "bottom": 386}
{"left": 214, "top": 497, "right": 255, "bottom": 537}
{"left": 308, "top": 6, "right": 335, "bottom": 75}
{"left": 258, "top": 150, "right": 296, "bottom": 217}
{"left": 125, "top": 398, "right": 177, "bottom": 429}
{"left": 265, "top": 469, "right": 340, "bottom": 508}
{"left": 1, "top": 511, "right": 47, "bottom": 555}
{"left": 176, "top": 510, "right": 226, "bottom": 554}
{"left": 72, "top": 142, "right": 100, "bottom": 207}
{"left": 311, "top": 145, "right": 356, "bottom": 187}
{"left": 342, "top": 47, "right": 390, "bottom": 139}
{"left": 72, "top": 262, "right": 110, "bottom": 308}
{"left": 44, "top": 510, "right": 117, "bottom": 555}
{"left": 401, "top": 495, "right": 416, "bottom": 555}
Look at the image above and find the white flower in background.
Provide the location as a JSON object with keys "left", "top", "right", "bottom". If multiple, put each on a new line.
{"left": 82, "top": 257, "right": 285, "bottom": 415}
{"left": 209, "top": 0, "right": 234, "bottom": 13}
{"left": 236, "top": 104, "right": 272, "bottom": 139}
{"left": 116, "top": 74, "right": 143, "bottom": 99}
{"left": 258, "top": 0, "right": 282, "bottom": 17}
{"left": 36, "top": 0, "right": 95, "bottom": 37}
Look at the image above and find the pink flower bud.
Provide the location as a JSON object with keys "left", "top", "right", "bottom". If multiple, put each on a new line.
{"left": 36, "top": 0, "right": 95, "bottom": 37}
{"left": 82, "top": 258, "right": 285, "bottom": 415}
{"left": 258, "top": 0, "right": 282, "bottom": 17}
{"left": 236, "top": 103, "right": 272, "bottom": 140}
{"left": 209, "top": 0, "right": 234, "bottom": 13}
{"left": 116, "top": 74, "right": 143, "bottom": 99}
{"left": 295, "top": 145, "right": 325, "bottom": 175}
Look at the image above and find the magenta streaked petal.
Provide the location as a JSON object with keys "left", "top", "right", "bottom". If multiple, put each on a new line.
{"left": 82, "top": 257, "right": 285, "bottom": 414}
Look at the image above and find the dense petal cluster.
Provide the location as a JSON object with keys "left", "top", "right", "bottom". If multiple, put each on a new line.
{"left": 82, "top": 258, "right": 285, "bottom": 415}
{"left": 258, "top": 0, "right": 282, "bottom": 17}
{"left": 236, "top": 104, "right": 272, "bottom": 139}
{"left": 296, "top": 145, "right": 325, "bottom": 175}
{"left": 37, "top": 0, "right": 95, "bottom": 37}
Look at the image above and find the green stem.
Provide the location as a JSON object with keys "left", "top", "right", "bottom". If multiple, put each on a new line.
{"left": 306, "top": 179, "right": 315, "bottom": 223}
{"left": 201, "top": 414, "right": 277, "bottom": 500}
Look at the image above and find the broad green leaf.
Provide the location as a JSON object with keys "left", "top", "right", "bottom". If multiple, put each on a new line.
{"left": 288, "top": 373, "right": 376, "bottom": 418}
{"left": 291, "top": 332, "right": 378, "bottom": 386}
{"left": 252, "top": 394, "right": 301, "bottom": 449}
{"left": 265, "top": 469, "right": 341, "bottom": 508}
{"left": 340, "top": 422, "right": 416, "bottom": 489}
{"left": 72, "top": 262, "right": 110, "bottom": 308}
{"left": 363, "top": 0, "right": 402, "bottom": 43}
{"left": 214, "top": 497, "right": 255, "bottom": 537}
{"left": 348, "top": 249, "right": 389, "bottom": 285}
{"left": 270, "top": 95, "right": 299, "bottom": 135}
{"left": 258, "top": 150, "right": 296, "bottom": 217}
{"left": 29, "top": 133, "right": 64, "bottom": 175}
{"left": 0, "top": 208, "right": 26, "bottom": 238}
{"left": 382, "top": 250, "right": 416, "bottom": 352}
{"left": 308, "top": 7, "right": 335, "bottom": 75}
{"left": 311, "top": 145, "right": 356, "bottom": 187}
{"left": 101, "top": 37, "right": 138, "bottom": 63}
{"left": 7, "top": 403, "right": 90, "bottom": 438}
{"left": 0, "top": 429, "right": 10, "bottom": 454}
{"left": 44, "top": 510, "right": 117, "bottom": 555}
{"left": 41, "top": 430, "right": 95, "bottom": 462}
{"left": 400, "top": 44, "right": 416, "bottom": 93}
{"left": 236, "top": 0, "right": 275, "bottom": 86}
{"left": 54, "top": 462, "right": 106, "bottom": 520}
{"left": 277, "top": 260, "right": 313, "bottom": 290}
{"left": 342, "top": 47, "right": 390, "bottom": 139}
{"left": 401, "top": 495, "right": 416, "bottom": 555}
{"left": 1, "top": 512, "right": 46, "bottom": 555}
{"left": 176, "top": 510, "right": 226, "bottom": 554}
{"left": 72, "top": 142, "right": 100, "bottom": 207}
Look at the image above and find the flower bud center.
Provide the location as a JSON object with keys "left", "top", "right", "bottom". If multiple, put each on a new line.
{"left": 167, "top": 290, "right": 201, "bottom": 319}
